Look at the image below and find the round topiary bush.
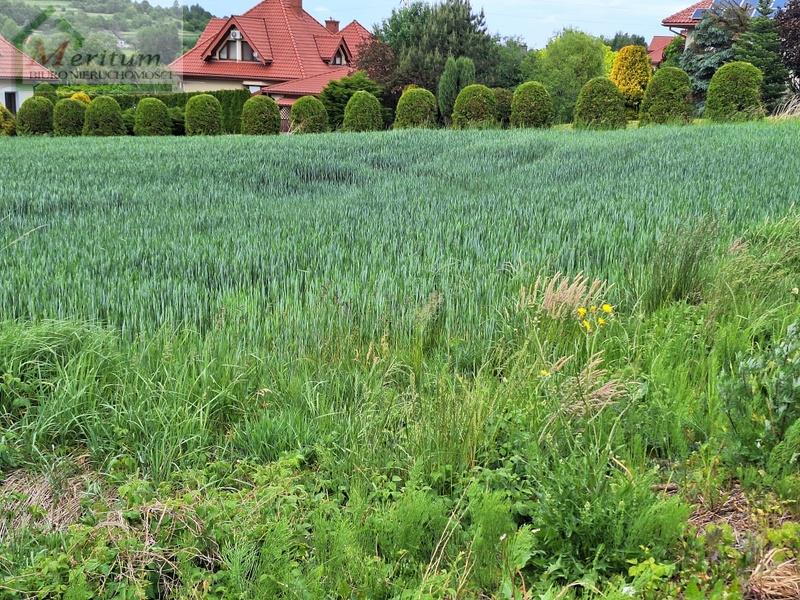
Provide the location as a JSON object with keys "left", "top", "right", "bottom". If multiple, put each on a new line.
{"left": 493, "top": 87, "right": 513, "bottom": 127}
{"left": 342, "top": 91, "right": 383, "bottom": 132}
{"left": 53, "top": 98, "right": 86, "bottom": 136}
{"left": 70, "top": 91, "right": 91, "bottom": 105}
{"left": 0, "top": 105, "right": 15, "bottom": 136}
{"left": 34, "top": 82, "right": 58, "bottom": 106}
{"left": 83, "top": 95, "right": 125, "bottom": 136}
{"left": 451, "top": 84, "right": 497, "bottom": 129}
{"left": 639, "top": 67, "right": 694, "bottom": 125}
{"left": 290, "top": 96, "right": 328, "bottom": 134}
{"left": 705, "top": 61, "right": 764, "bottom": 123}
{"left": 394, "top": 87, "right": 438, "bottom": 129}
{"left": 17, "top": 96, "right": 53, "bottom": 136}
{"left": 510, "top": 81, "right": 554, "bottom": 129}
{"left": 168, "top": 107, "right": 185, "bottom": 135}
{"left": 574, "top": 77, "right": 627, "bottom": 130}
{"left": 134, "top": 97, "right": 171, "bottom": 136}
{"left": 609, "top": 45, "right": 652, "bottom": 113}
{"left": 240, "top": 95, "right": 280, "bottom": 135}
{"left": 185, "top": 94, "right": 222, "bottom": 136}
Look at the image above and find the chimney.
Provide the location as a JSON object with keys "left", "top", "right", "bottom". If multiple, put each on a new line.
{"left": 287, "top": 0, "right": 302, "bottom": 11}
{"left": 325, "top": 18, "right": 340, "bottom": 33}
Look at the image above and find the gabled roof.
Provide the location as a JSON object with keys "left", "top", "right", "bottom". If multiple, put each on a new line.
{"left": 662, "top": 0, "right": 714, "bottom": 28}
{"left": 170, "top": 0, "right": 372, "bottom": 84}
{"left": 261, "top": 66, "right": 352, "bottom": 96}
{"left": 0, "top": 33, "right": 58, "bottom": 81}
{"left": 648, "top": 36, "right": 675, "bottom": 65}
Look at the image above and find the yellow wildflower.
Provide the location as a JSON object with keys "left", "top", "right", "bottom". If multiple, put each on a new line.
{"left": 602, "top": 303, "right": 614, "bottom": 314}
{"left": 590, "top": 305, "right": 598, "bottom": 314}
{"left": 577, "top": 307, "right": 587, "bottom": 318}
{"left": 598, "top": 317, "right": 607, "bottom": 327}
{"left": 581, "top": 319, "right": 592, "bottom": 332}
{"left": 539, "top": 369, "right": 550, "bottom": 378}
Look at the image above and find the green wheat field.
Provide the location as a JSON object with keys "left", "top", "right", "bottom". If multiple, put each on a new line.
{"left": 1, "top": 121, "right": 800, "bottom": 598}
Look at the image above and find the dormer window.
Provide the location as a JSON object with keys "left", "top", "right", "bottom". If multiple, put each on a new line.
{"left": 331, "top": 47, "right": 347, "bottom": 66}
{"left": 216, "top": 28, "right": 259, "bottom": 62}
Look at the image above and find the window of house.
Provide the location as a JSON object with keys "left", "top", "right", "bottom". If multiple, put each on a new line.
{"left": 241, "top": 41, "right": 256, "bottom": 61}
{"left": 332, "top": 48, "right": 347, "bottom": 66}
{"left": 218, "top": 40, "right": 238, "bottom": 60}
{"left": 4, "top": 92, "right": 17, "bottom": 114}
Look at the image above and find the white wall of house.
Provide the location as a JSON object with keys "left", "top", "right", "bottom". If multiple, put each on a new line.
{"left": 181, "top": 78, "right": 248, "bottom": 92}
{"left": 0, "top": 80, "right": 35, "bottom": 114}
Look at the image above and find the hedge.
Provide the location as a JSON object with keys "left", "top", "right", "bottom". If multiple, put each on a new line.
{"left": 342, "top": 91, "right": 383, "bottom": 132}
{"left": 53, "top": 88, "right": 250, "bottom": 134}
{"left": 452, "top": 84, "right": 497, "bottom": 129}
{"left": 34, "top": 82, "right": 58, "bottom": 107}
{"left": 290, "top": 96, "right": 328, "bottom": 134}
{"left": 574, "top": 77, "right": 627, "bottom": 130}
{"left": 185, "top": 94, "right": 223, "bottom": 136}
{"left": 17, "top": 96, "right": 53, "bottom": 136}
{"left": 53, "top": 98, "right": 86, "bottom": 136}
{"left": 394, "top": 87, "right": 438, "bottom": 129}
{"left": 240, "top": 95, "right": 280, "bottom": 135}
{"left": 493, "top": 88, "right": 513, "bottom": 127}
{"left": 70, "top": 92, "right": 91, "bottom": 105}
{"left": 83, "top": 96, "right": 126, "bottom": 136}
{"left": 639, "top": 67, "right": 694, "bottom": 126}
{"left": 134, "top": 97, "right": 172, "bottom": 136}
{"left": 0, "top": 105, "right": 15, "bottom": 136}
{"left": 510, "top": 81, "right": 553, "bottom": 129}
{"left": 169, "top": 107, "right": 185, "bottom": 136}
{"left": 705, "top": 61, "right": 764, "bottom": 123}
{"left": 122, "top": 108, "right": 136, "bottom": 135}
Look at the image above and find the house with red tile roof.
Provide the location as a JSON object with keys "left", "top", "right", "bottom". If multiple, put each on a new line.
{"left": 0, "top": 33, "right": 58, "bottom": 114}
{"left": 647, "top": 35, "right": 676, "bottom": 67}
{"left": 169, "top": 0, "right": 372, "bottom": 113}
{"left": 647, "top": 0, "right": 711, "bottom": 69}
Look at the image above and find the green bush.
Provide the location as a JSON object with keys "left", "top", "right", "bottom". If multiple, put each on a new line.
{"left": 53, "top": 98, "right": 86, "bottom": 136}
{"left": 320, "top": 71, "right": 383, "bottom": 130}
{"left": 122, "top": 108, "right": 136, "bottom": 135}
{"left": 240, "top": 95, "right": 280, "bottom": 135}
{"left": 493, "top": 87, "right": 513, "bottom": 127}
{"left": 185, "top": 94, "right": 222, "bottom": 136}
{"left": 510, "top": 81, "right": 554, "bottom": 128}
{"left": 134, "top": 97, "right": 171, "bottom": 136}
{"left": 17, "top": 96, "right": 53, "bottom": 136}
{"left": 639, "top": 67, "right": 695, "bottom": 125}
{"left": 342, "top": 91, "right": 383, "bottom": 132}
{"left": 451, "top": 84, "right": 497, "bottom": 129}
{"left": 169, "top": 107, "right": 185, "bottom": 136}
{"left": 0, "top": 105, "right": 15, "bottom": 136}
{"left": 34, "top": 82, "right": 58, "bottom": 106}
{"left": 83, "top": 96, "right": 126, "bottom": 136}
{"left": 705, "top": 61, "right": 764, "bottom": 122}
{"left": 394, "top": 87, "right": 438, "bottom": 129}
{"left": 574, "top": 77, "right": 627, "bottom": 130}
{"left": 289, "top": 96, "right": 328, "bottom": 134}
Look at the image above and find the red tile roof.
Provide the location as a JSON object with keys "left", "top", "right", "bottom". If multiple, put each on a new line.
{"left": 261, "top": 66, "right": 352, "bottom": 96}
{"left": 0, "top": 34, "right": 58, "bottom": 81}
{"left": 170, "top": 0, "right": 372, "bottom": 88}
{"left": 662, "top": 0, "right": 713, "bottom": 28}
{"left": 648, "top": 36, "right": 675, "bottom": 65}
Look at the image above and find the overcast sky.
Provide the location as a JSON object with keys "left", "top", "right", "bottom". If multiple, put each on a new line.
{"left": 183, "top": 0, "right": 693, "bottom": 48}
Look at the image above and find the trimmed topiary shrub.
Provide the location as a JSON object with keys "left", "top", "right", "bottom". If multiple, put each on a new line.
{"left": 342, "top": 91, "right": 383, "bottom": 132}
{"left": 17, "top": 96, "right": 53, "bottom": 136}
{"left": 639, "top": 67, "right": 694, "bottom": 125}
{"left": 574, "top": 77, "right": 627, "bottom": 130}
{"left": 240, "top": 95, "right": 280, "bottom": 135}
{"left": 34, "top": 82, "right": 58, "bottom": 106}
{"left": 394, "top": 87, "right": 438, "bottom": 129}
{"left": 451, "top": 84, "right": 497, "bottom": 129}
{"left": 185, "top": 94, "right": 222, "bottom": 136}
{"left": 609, "top": 45, "right": 652, "bottom": 115}
{"left": 83, "top": 96, "right": 126, "bottom": 136}
{"left": 169, "top": 107, "right": 185, "bottom": 135}
{"left": 493, "top": 87, "right": 513, "bottom": 127}
{"left": 70, "top": 91, "right": 91, "bottom": 105}
{"left": 705, "top": 61, "right": 764, "bottom": 122}
{"left": 134, "top": 97, "right": 171, "bottom": 136}
{"left": 53, "top": 98, "right": 86, "bottom": 136}
{"left": 0, "top": 105, "right": 15, "bottom": 136}
{"left": 510, "top": 81, "right": 554, "bottom": 129}
{"left": 290, "top": 96, "right": 328, "bottom": 134}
